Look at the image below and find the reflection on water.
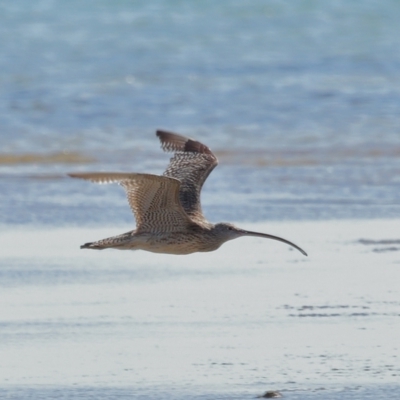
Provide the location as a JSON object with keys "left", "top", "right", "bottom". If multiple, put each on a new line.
{"left": 1, "top": 221, "right": 400, "bottom": 399}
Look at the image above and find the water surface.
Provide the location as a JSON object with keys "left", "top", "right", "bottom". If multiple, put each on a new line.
{"left": 1, "top": 1, "right": 400, "bottom": 399}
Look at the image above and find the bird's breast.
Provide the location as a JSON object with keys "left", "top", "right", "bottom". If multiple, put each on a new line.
{"left": 138, "top": 231, "right": 222, "bottom": 255}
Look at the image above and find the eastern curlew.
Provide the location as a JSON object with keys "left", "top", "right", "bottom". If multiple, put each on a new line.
{"left": 69, "top": 130, "right": 307, "bottom": 256}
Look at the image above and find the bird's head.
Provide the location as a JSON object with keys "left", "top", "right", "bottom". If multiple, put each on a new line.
{"left": 212, "top": 222, "right": 307, "bottom": 256}
{"left": 213, "top": 222, "right": 247, "bottom": 241}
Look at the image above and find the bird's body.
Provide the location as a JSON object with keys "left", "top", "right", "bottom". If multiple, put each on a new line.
{"left": 69, "top": 130, "right": 307, "bottom": 256}
{"left": 81, "top": 224, "right": 228, "bottom": 255}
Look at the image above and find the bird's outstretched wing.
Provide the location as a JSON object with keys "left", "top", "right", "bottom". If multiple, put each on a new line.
{"left": 156, "top": 130, "right": 218, "bottom": 223}
{"left": 68, "top": 172, "right": 193, "bottom": 232}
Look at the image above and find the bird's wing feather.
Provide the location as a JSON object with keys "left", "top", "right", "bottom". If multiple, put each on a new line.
{"left": 68, "top": 172, "right": 192, "bottom": 232}
{"left": 156, "top": 130, "right": 218, "bottom": 222}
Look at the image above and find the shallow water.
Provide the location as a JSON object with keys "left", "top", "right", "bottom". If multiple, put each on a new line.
{"left": 1, "top": 221, "right": 400, "bottom": 399}
{"left": 1, "top": 1, "right": 400, "bottom": 398}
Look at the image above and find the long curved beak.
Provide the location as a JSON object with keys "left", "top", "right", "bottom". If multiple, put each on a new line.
{"left": 241, "top": 230, "right": 308, "bottom": 256}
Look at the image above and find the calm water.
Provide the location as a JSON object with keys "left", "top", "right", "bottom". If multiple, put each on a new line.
{"left": 1, "top": 221, "right": 400, "bottom": 399}
{"left": 1, "top": 1, "right": 400, "bottom": 399}
{"left": 1, "top": 0, "right": 400, "bottom": 225}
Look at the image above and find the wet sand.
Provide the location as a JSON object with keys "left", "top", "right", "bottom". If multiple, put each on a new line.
{"left": 1, "top": 219, "right": 399, "bottom": 399}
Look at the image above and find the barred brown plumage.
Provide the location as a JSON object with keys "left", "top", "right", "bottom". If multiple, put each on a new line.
{"left": 68, "top": 130, "right": 307, "bottom": 256}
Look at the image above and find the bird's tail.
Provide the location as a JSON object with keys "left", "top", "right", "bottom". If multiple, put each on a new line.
{"left": 81, "top": 241, "right": 104, "bottom": 250}
{"left": 80, "top": 230, "right": 135, "bottom": 250}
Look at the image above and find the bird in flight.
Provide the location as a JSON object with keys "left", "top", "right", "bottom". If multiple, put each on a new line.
{"left": 69, "top": 130, "right": 307, "bottom": 256}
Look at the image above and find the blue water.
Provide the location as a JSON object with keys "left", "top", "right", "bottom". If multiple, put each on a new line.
{"left": 1, "top": 2, "right": 400, "bottom": 399}
{"left": 1, "top": 0, "right": 400, "bottom": 225}
{"left": 2, "top": 0, "right": 400, "bottom": 150}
